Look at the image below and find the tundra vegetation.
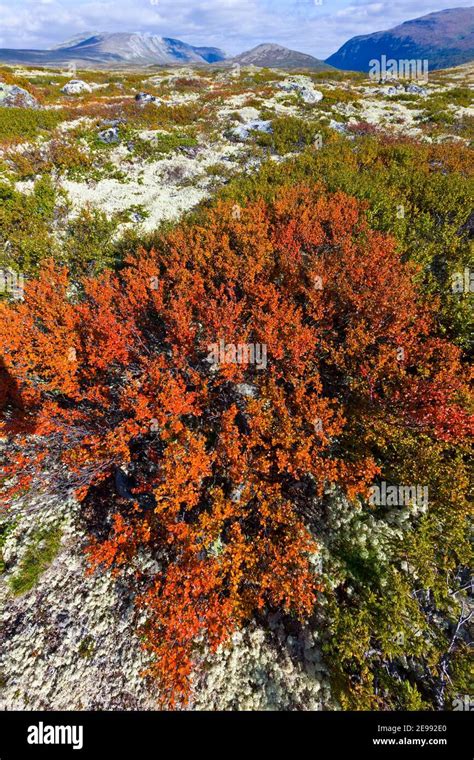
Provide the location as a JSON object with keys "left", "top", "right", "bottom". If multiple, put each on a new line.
{"left": 0, "top": 61, "right": 472, "bottom": 711}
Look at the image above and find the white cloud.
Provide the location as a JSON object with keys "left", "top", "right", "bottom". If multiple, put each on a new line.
{"left": 0, "top": 0, "right": 472, "bottom": 59}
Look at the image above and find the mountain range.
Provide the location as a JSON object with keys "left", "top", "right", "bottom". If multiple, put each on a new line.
{"left": 0, "top": 8, "right": 472, "bottom": 71}
{"left": 326, "top": 7, "right": 474, "bottom": 72}
{"left": 0, "top": 33, "right": 226, "bottom": 67}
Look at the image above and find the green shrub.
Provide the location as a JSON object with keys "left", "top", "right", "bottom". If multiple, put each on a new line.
{"left": 122, "top": 129, "right": 198, "bottom": 161}
{"left": 62, "top": 206, "right": 121, "bottom": 276}
{"left": 0, "top": 107, "right": 66, "bottom": 142}
{"left": 256, "top": 115, "right": 322, "bottom": 154}
{"left": 215, "top": 135, "right": 473, "bottom": 348}
{"left": 0, "top": 175, "right": 63, "bottom": 276}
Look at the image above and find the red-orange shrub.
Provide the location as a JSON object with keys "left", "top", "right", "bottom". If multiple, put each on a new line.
{"left": 0, "top": 184, "right": 471, "bottom": 705}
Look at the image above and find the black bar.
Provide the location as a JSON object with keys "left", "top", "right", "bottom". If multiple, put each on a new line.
{"left": 0, "top": 710, "right": 471, "bottom": 758}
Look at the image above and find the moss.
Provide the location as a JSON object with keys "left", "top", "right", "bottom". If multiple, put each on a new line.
{"left": 310, "top": 69, "right": 365, "bottom": 84}
{"left": 417, "top": 87, "right": 473, "bottom": 129}
{"left": 247, "top": 69, "right": 283, "bottom": 85}
{"left": 123, "top": 101, "right": 205, "bottom": 131}
{"left": 431, "top": 86, "right": 473, "bottom": 109}
{"left": 9, "top": 523, "right": 62, "bottom": 596}
{"left": 78, "top": 635, "right": 95, "bottom": 659}
{"left": 338, "top": 543, "right": 388, "bottom": 587}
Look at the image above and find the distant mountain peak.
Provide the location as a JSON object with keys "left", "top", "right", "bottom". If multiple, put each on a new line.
{"left": 326, "top": 7, "right": 474, "bottom": 72}
{"left": 2, "top": 31, "right": 226, "bottom": 67}
{"left": 244, "top": 43, "right": 292, "bottom": 53}
{"left": 232, "top": 42, "right": 333, "bottom": 70}
{"left": 50, "top": 33, "right": 102, "bottom": 50}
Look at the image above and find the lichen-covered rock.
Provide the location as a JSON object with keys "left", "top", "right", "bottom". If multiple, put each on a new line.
{"left": 98, "top": 126, "right": 120, "bottom": 144}
{"left": 135, "top": 92, "right": 159, "bottom": 104}
{"left": 277, "top": 77, "right": 323, "bottom": 104}
{"left": 61, "top": 80, "right": 93, "bottom": 95}
{"left": 329, "top": 119, "right": 348, "bottom": 133}
{"left": 0, "top": 84, "right": 39, "bottom": 109}
{"left": 235, "top": 383, "right": 258, "bottom": 398}
{"left": 229, "top": 119, "right": 272, "bottom": 141}
{"left": 405, "top": 84, "right": 428, "bottom": 95}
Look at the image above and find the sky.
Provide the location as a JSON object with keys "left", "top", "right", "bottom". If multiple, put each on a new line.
{"left": 1, "top": 1, "right": 472, "bottom": 59}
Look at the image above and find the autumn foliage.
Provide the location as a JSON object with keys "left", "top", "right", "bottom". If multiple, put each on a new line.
{"left": 0, "top": 184, "right": 472, "bottom": 705}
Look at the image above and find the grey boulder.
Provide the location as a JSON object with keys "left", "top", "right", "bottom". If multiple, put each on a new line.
{"left": 0, "top": 83, "right": 39, "bottom": 109}
{"left": 135, "top": 92, "right": 159, "bottom": 104}
{"left": 278, "top": 79, "right": 323, "bottom": 104}
{"left": 230, "top": 119, "right": 272, "bottom": 141}
{"left": 61, "top": 79, "right": 92, "bottom": 95}
{"left": 98, "top": 126, "right": 120, "bottom": 144}
{"left": 405, "top": 83, "right": 428, "bottom": 95}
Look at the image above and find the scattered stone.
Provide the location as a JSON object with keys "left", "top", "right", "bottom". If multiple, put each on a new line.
{"left": 61, "top": 80, "right": 93, "bottom": 95}
{"left": 98, "top": 126, "right": 120, "bottom": 144}
{"left": 329, "top": 119, "right": 347, "bottom": 133}
{"left": 235, "top": 383, "right": 258, "bottom": 398}
{"left": 179, "top": 145, "right": 199, "bottom": 158}
{"left": 101, "top": 118, "right": 125, "bottom": 128}
{"left": 230, "top": 119, "right": 272, "bottom": 141}
{"left": 277, "top": 77, "right": 323, "bottom": 104}
{"left": 135, "top": 92, "right": 158, "bottom": 104}
{"left": 0, "top": 84, "right": 39, "bottom": 109}
{"left": 230, "top": 484, "right": 245, "bottom": 503}
{"left": 405, "top": 83, "right": 428, "bottom": 95}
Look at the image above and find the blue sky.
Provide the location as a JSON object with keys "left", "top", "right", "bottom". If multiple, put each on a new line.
{"left": 1, "top": 1, "right": 472, "bottom": 58}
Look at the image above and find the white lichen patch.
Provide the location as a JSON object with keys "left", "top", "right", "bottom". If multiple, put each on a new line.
{"left": 351, "top": 97, "right": 425, "bottom": 136}
{"left": 0, "top": 494, "right": 158, "bottom": 710}
{"left": 192, "top": 622, "right": 331, "bottom": 711}
{"left": 58, "top": 139, "right": 243, "bottom": 232}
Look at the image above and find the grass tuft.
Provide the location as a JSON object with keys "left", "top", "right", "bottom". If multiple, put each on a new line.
{"left": 9, "top": 523, "right": 62, "bottom": 595}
